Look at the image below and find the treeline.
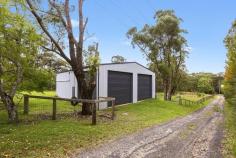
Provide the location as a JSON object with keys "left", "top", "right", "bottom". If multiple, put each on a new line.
{"left": 20, "top": 52, "right": 70, "bottom": 91}
{"left": 155, "top": 72, "right": 223, "bottom": 94}
{"left": 223, "top": 20, "right": 236, "bottom": 156}
{"left": 224, "top": 20, "right": 236, "bottom": 103}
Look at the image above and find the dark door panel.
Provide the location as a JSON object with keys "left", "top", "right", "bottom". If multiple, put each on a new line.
{"left": 108, "top": 71, "right": 133, "bottom": 106}
{"left": 138, "top": 74, "right": 152, "bottom": 100}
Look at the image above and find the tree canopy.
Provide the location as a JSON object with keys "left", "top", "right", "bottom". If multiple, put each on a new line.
{"left": 0, "top": 2, "right": 41, "bottom": 122}
{"left": 111, "top": 55, "right": 126, "bottom": 63}
{"left": 127, "top": 10, "right": 188, "bottom": 100}
{"left": 224, "top": 20, "right": 236, "bottom": 104}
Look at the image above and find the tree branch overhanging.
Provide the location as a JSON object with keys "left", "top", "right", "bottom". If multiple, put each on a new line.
{"left": 25, "top": 0, "right": 71, "bottom": 65}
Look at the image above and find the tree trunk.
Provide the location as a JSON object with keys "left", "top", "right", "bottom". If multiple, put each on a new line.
{"left": 81, "top": 92, "right": 92, "bottom": 115}
{"left": 76, "top": 77, "right": 94, "bottom": 115}
{"left": 1, "top": 93, "right": 18, "bottom": 123}
{"left": 167, "top": 77, "right": 172, "bottom": 101}
{"left": 163, "top": 79, "right": 168, "bottom": 100}
{"left": 81, "top": 102, "right": 92, "bottom": 115}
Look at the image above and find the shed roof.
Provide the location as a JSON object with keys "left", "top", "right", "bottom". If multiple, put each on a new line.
{"left": 57, "top": 62, "right": 153, "bottom": 74}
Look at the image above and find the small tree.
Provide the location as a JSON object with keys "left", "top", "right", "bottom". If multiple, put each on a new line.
{"left": 127, "top": 10, "right": 188, "bottom": 100}
{"left": 111, "top": 55, "right": 126, "bottom": 63}
{"left": 0, "top": 3, "right": 41, "bottom": 123}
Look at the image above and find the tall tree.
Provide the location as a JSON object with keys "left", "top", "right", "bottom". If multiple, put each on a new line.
{"left": 224, "top": 20, "right": 236, "bottom": 103}
{"left": 0, "top": 3, "right": 41, "bottom": 122}
{"left": 127, "top": 10, "right": 188, "bottom": 100}
{"left": 111, "top": 55, "right": 126, "bottom": 63}
{"left": 24, "top": 0, "right": 100, "bottom": 115}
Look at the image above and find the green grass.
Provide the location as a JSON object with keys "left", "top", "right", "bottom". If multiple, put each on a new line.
{"left": 223, "top": 102, "right": 236, "bottom": 157}
{"left": 0, "top": 91, "right": 80, "bottom": 123}
{"left": 157, "top": 92, "right": 207, "bottom": 102}
{"left": 0, "top": 91, "right": 212, "bottom": 158}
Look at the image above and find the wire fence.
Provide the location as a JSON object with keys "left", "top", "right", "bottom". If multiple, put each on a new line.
{"left": 22, "top": 95, "right": 115, "bottom": 125}
{"left": 19, "top": 97, "right": 82, "bottom": 123}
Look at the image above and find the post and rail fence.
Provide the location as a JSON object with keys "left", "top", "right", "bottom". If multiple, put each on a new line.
{"left": 178, "top": 95, "right": 214, "bottom": 106}
{"left": 23, "top": 95, "right": 115, "bottom": 125}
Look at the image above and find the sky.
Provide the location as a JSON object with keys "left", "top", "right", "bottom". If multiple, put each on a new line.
{"left": 69, "top": 0, "right": 236, "bottom": 73}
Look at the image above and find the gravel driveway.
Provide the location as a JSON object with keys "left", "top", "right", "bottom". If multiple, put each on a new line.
{"left": 75, "top": 96, "right": 224, "bottom": 158}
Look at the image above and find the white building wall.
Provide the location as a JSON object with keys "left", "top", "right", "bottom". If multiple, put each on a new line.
{"left": 56, "top": 71, "right": 78, "bottom": 98}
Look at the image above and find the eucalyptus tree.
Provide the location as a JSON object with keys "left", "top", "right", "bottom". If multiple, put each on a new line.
{"left": 0, "top": 3, "right": 41, "bottom": 123}
{"left": 24, "top": 0, "right": 100, "bottom": 115}
{"left": 127, "top": 10, "right": 188, "bottom": 100}
{"left": 111, "top": 55, "right": 126, "bottom": 63}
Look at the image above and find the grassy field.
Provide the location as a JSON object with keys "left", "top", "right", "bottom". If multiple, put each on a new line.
{"left": 157, "top": 92, "right": 206, "bottom": 102}
{"left": 0, "top": 91, "right": 79, "bottom": 124}
{"left": 0, "top": 91, "right": 212, "bottom": 158}
{"left": 223, "top": 102, "right": 236, "bottom": 157}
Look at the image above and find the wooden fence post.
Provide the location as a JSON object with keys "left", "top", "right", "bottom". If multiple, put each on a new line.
{"left": 92, "top": 103, "right": 96, "bottom": 125}
{"left": 111, "top": 100, "right": 115, "bottom": 120}
{"left": 23, "top": 95, "right": 29, "bottom": 115}
{"left": 52, "top": 98, "right": 57, "bottom": 120}
{"left": 179, "top": 97, "right": 182, "bottom": 105}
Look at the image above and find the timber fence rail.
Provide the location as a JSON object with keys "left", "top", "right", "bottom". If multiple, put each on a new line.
{"left": 23, "top": 95, "right": 115, "bottom": 125}
{"left": 178, "top": 95, "right": 214, "bottom": 106}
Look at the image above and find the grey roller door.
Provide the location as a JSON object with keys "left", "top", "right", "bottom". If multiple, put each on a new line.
{"left": 108, "top": 71, "right": 133, "bottom": 106}
{"left": 138, "top": 74, "right": 152, "bottom": 100}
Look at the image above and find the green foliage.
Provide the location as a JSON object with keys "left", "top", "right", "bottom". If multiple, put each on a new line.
{"left": 0, "top": 2, "right": 42, "bottom": 94}
{"left": 111, "top": 55, "right": 126, "bottom": 63}
{"left": 223, "top": 19, "right": 236, "bottom": 157}
{"left": 197, "top": 75, "right": 214, "bottom": 94}
{"left": 177, "top": 72, "right": 220, "bottom": 94}
{"left": 20, "top": 69, "right": 55, "bottom": 91}
{"left": 224, "top": 20, "right": 236, "bottom": 102}
{"left": 84, "top": 43, "right": 100, "bottom": 80}
{"left": 127, "top": 10, "right": 188, "bottom": 100}
{"left": 36, "top": 52, "right": 70, "bottom": 73}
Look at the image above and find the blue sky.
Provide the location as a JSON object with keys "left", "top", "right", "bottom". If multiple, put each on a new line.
{"left": 70, "top": 0, "right": 236, "bottom": 73}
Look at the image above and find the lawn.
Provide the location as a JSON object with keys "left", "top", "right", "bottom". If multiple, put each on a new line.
{"left": 157, "top": 92, "right": 207, "bottom": 102}
{"left": 0, "top": 91, "right": 212, "bottom": 158}
{"left": 222, "top": 102, "right": 236, "bottom": 157}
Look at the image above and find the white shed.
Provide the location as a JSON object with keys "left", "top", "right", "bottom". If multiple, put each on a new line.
{"left": 56, "top": 62, "right": 156, "bottom": 109}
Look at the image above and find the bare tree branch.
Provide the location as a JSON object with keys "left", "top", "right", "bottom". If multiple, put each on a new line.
{"left": 64, "top": 0, "right": 77, "bottom": 65}
{"left": 26, "top": 0, "right": 71, "bottom": 64}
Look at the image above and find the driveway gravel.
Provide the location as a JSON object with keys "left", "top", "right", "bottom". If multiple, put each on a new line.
{"left": 75, "top": 96, "right": 224, "bottom": 158}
